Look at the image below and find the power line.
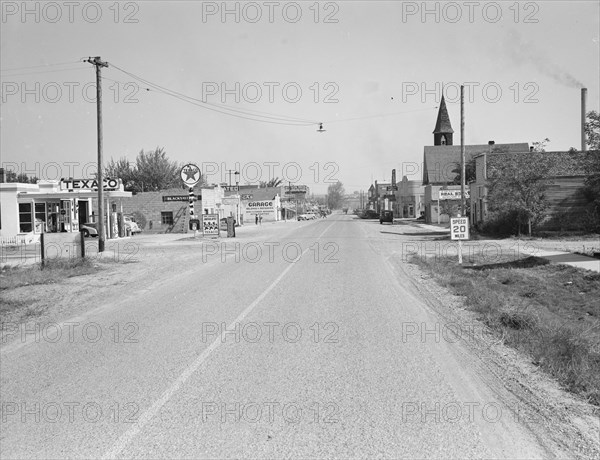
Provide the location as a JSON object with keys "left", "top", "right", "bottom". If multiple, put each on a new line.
{"left": 108, "top": 62, "right": 319, "bottom": 127}
{"left": 0, "top": 60, "right": 84, "bottom": 72}
{"left": 115, "top": 69, "right": 316, "bottom": 125}
{"left": 1, "top": 66, "right": 89, "bottom": 78}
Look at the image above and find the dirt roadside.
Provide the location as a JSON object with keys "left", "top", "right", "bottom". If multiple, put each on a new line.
{"left": 385, "top": 248, "right": 600, "bottom": 459}
{"left": 1, "top": 221, "right": 313, "bottom": 347}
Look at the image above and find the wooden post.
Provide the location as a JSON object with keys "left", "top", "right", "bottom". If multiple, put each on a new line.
{"left": 40, "top": 232, "right": 45, "bottom": 268}
{"left": 460, "top": 85, "right": 466, "bottom": 217}
{"left": 86, "top": 57, "right": 108, "bottom": 252}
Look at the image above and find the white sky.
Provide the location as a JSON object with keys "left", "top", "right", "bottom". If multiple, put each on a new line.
{"left": 1, "top": 1, "right": 599, "bottom": 193}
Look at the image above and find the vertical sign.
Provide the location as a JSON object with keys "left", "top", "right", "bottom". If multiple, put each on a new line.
{"left": 202, "top": 214, "right": 220, "bottom": 237}
{"left": 450, "top": 216, "right": 470, "bottom": 265}
{"left": 181, "top": 164, "right": 201, "bottom": 234}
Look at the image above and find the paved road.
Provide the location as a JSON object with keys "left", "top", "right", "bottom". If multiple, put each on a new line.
{"left": 1, "top": 214, "right": 553, "bottom": 458}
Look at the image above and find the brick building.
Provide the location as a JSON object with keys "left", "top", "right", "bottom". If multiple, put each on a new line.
{"left": 470, "top": 150, "right": 594, "bottom": 230}
{"left": 120, "top": 185, "right": 225, "bottom": 234}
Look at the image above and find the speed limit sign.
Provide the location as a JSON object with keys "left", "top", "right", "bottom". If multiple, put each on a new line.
{"left": 450, "top": 217, "right": 470, "bottom": 240}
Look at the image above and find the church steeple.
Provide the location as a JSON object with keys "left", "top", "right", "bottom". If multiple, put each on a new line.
{"left": 433, "top": 94, "right": 454, "bottom": 145}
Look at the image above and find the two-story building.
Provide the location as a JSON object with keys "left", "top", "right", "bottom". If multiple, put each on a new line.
{"left": 422, "top": 94, "right": 529, "bottom": 223}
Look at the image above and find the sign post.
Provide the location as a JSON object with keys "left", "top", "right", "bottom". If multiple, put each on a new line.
{"left": 450, "top": 215, "right": 469, "bottom": 265}
{"left": 180, "top": 164, "right": 201, "bottom": 236}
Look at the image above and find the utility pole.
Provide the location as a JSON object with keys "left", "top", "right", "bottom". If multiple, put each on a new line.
{"left": 87, "top": 56, "right": 108, "bottom": 252}
{"left": 226, "top": 169, "right": 235, "bottom": 188}
{"left": 460, "top": 85, "right": 466, "bottom": 217}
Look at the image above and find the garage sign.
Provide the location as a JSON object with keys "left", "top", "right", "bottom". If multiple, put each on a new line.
{"left": 246, "top": 201, "right": 274, "bottom": 215}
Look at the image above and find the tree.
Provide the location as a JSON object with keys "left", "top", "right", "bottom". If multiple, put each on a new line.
{"left": 585, "top": 111, "right": 600, "bottom": 150}
{"left": 326, "top": 181, "right": 345, "bottom": 209}
{"left": 104, "top": 157, "right": 136, "bottom": 191}
{"left": 583, "top": 150, "right": 600, "bottom": 214}
{"left": 486, "top": 153, "right": 553, "bottom": 236}
{"left": 134, "top": 147, "right": 181, "bottom": 192}
{"left": 260, "top": 177, "right": 283, "bottom": 188}
{"left": 531, "top": 138, "right": 550, "bottom": 153}
{"left": 4, "top": 171, "right": 38, "bottom": 183}
{"left": 103, "top": 147, "right": 202, "bottom": 192}
{"left": 450, "top": 158, "right": 476, "bottom": 185}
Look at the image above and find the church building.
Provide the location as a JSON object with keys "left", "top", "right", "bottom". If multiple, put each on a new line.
{"left": 422, "top": 94, "right": 529, "bottom": 223}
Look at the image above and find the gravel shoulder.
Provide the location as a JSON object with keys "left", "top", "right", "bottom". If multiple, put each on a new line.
{"left": 380, "top": 219, "right": 600, "bottom": 459}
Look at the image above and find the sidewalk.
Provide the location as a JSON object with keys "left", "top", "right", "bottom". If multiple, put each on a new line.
{"left": 393, "top": 219, "right": 600, "bottom": 273}
{"left": 532, "top": 249, "right": 600, "bottom": 273}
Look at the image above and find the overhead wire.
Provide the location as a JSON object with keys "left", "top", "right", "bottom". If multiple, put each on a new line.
{"left": 2, "top": 59, "right": 439, "bottom": 129}
{"left": 1, "top": 66, "right": 89, "bottom": 78}
{"left": 0, "top": 60, "right": 84, "bottom": 72}
{"left": 108, "top": 62, "right": 318, "bottom": 126}
{"left": 109, "top": 62, "right": 316, "bottom": 123}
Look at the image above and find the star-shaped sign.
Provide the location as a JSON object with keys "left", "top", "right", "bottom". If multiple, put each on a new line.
{"left": 181, "top": 164, "right": 201, "bottom": 186}
{"left": 184, "top": 169, "right": 197, "bottom": 181}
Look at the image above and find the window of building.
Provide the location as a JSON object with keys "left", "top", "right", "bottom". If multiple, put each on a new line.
{"left": 161, "top": 211, "right": 173, "bottom": 225}
{"left": 19, "top": 203, "right": 33, "bottom": 232}
{"left": 34, "top": 203, "right": 46, "bottom": 222}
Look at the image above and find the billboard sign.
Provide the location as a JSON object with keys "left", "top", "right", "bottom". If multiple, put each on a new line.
{"left": 202, "top": 214, "right": 219, "bottom": 236}
{"left": 246, "top": 201, "right": 275, "bottom": 215}
{"left": 285, "top": 185, "right": 308, "bottom": 194}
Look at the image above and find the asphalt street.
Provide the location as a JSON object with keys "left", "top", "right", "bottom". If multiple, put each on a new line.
{"left": 1, "top": 214, "right": 554, "bottom": 459}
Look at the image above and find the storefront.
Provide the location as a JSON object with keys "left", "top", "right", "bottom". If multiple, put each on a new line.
{"left": 0, "top": 179, "right": 131, "bottom": 243}
{"left": 242, "top": 197, "right": 281, "bottom": 223}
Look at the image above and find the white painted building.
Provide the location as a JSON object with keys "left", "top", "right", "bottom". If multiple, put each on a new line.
{"left": 0, "top": 179, "right": 131, "bottom": 243}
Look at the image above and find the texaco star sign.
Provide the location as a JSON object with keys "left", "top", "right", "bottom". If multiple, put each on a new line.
{"left": 180, "top": 163, "right": 201, "bottom": 187}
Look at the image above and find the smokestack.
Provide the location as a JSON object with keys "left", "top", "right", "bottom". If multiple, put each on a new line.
{"left": 581, "top": 88, "right": 587, "bottom": 152}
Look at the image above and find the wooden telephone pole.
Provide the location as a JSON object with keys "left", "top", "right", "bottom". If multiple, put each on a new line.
{"left": 86, "top": 56, "right": 108, "bottom": 252}
{"left": 460, "top": 85, "right": 466, "bottom": 217}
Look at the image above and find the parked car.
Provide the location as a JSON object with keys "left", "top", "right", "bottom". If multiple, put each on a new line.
{"left": 80, "top": 222, "right": 99, "bottom": 237}
{"left": 359, "top": 209, "right": 379, "bottom": 219}
{"left": 380, "top": 210, "right": 394, "bottom": 224}
{"left": 123, "top": 215, "right": 141, "bottom": 235}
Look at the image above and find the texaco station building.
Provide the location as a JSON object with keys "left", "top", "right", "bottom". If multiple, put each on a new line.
{"left": 0, "top": 178, "right": 131, "bottom": 244}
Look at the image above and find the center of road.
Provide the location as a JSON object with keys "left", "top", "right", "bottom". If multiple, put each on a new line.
{"left": 102, "top": 220, "right": 337, "bottom": 459}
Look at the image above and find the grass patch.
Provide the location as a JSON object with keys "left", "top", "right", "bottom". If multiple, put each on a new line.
{"left": 1, "top": 257, "right": 100, "bottom": 291}
{"left": 412, "top": 254, "right": 600, "bottom": 406}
